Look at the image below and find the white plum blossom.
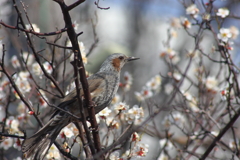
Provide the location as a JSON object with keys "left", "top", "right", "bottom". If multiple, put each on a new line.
{"left": 229, "top": 139, "right": 240, "bottom": 150}
{"left": 135, "top": 74, "right": 162, "bottom": 101}
{"left": 46, "top": 145, "right": 60, "bottom": 159}
{"left": 202, "top": 13, "right": 211, "bottom": 21}
{"left": 186, "top": 4, "right": 199, "bottom": 18}
{"left": 68, "top": 41, "right": 88, "bottom": 64}
{"left": 13, "top": 138, "right": 23, "bottom": 151}
{"left": 164, "top": 83, "right": 174, "bottom": 95}
{"left": 146, "top": 75, "right": 161, "bottom": 91}
{"left": 11, "top": 55, "right": 21, "bottom": 68}
{"left": 22, "top": 52, "right": 34, "bottom": 65}
{"left": 122, "top": 71, "right": 133, "bottom": 91}
{"left": 114, "top": 102, "right": 129, "bottom": 112}
{"left": 61, "top": 127, "right": 74, "bottom": 138}
{"left": 32, "top": 62, "right": 43, "bottom": 77}
{"left": 98, "top": 107, "right": 112, "bottom": 118}
{"left": 109, "top": 152, "right": 120, "bottom": 160}
{"left": 125, "top": 105, "right": 144, "bottom": 124}
{"left": 25, "top": 23, "right": 40, "bottom": 32}
{"left": 31, "top": 62, "right": 53, "bottom": 78}
{"left": 0, "top": 138, "right": 13, "bottom": 150}
{"left": 43, "top": 61, "right": 53, "bottom": 74}
{"left": 134, "top": 143, "right": 149, "bottom": 157}
{"left": 216, "top": 8, "right": 229, "bottom": 18}
{"left": 106, "top": 117, "right": 119, "bottom": 129}
{"left": 204, "top": 76, "right": 219, "bottom": 93}
{"left": 181, "top": 17, "right": 192, "bottom": 29}
{"left": 217, "top": 28, "right": 232, "bottom": 42}
{"left": 163, "top": 112, "right": 185, "bottom": 128}
{"left": 111, "top": 93, "right": 120, "bottom": 104}
{"left": 14, "top": 71, "right": 31, "bottom": 96}
{"left": 172, "top": 72, "right": 182, "bottom": 82}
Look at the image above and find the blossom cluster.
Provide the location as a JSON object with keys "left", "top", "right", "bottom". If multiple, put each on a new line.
{"left": 134, "top": 74, "right": 161, "bottom": 101}
{"left": 109, "top": 132, "right": 149, "bottom": 159}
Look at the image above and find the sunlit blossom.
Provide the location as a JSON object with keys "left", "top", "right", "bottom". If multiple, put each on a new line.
{"left": 146, "top": 75, "right": 161, "bottom": 91}
{"left": 172, "top": 72, "right": 182, "bottom": 82}
{"left": 43, "top": 61, "right": 53, "bottom": 74}
{"left": 111, "top": 94, "right": 120, "bottom": 104}
{"left": 186, "top": 4, "right": 199, "bottom": 18}
{"left": 217, "top": 28, "right": 232, "bottom": 42}
{"left": 202, "top": 13, "right": 211, "bottom": 21}
{"left": 211, "top": 131, "right": 219, "bottom": 137}
{"left": 32, "top": 62, "right": 43, "bottom": 77}
{"left": 164, "top": 83, "right": 173, "bottom": 95}
{"left": 38, "top": 90, "right": 48, "bottom": 108}
{"left": 125, "top": 105, "right": 144, "bottom": 124}
{"left": 22, "top": 52, "right": 34, "bottom": 65}
{"left": 11, "top": 55, "right": 21, "bottom": 68}
{"left": 98, "top": 107, "right": 112, "bottom": 118}
{"left": 46, "top": 145, "right": 60, "bottom": 160}
{"left": 131, "top": 132, "right": 140, "bottom": 142}
{"left": 61, "top": 127, "right": 74, "bottom": 138}
{"left": 15, "top": 78, "right": 31, "bottom": 95}
{"left": 181, "top": 17, "right": 192, "bottom": 29}
{"left": 167, "top": 112, "right": 185, "bottom": 127}
{"left": 109, "top": 152, "right": 120, "bottom": 160}
{"left": 229, "top": 139, "right": 240, "bottom": 150}
{"left": 73, "top": 20, "right": 79, "bottom": 31}
{"left": 13, "top": 138, "right": 22, "bottom": 151}
{"left": 134, "top": 91, "right": 145, "bottom": 101}
{"left": 134, "top": 143, "right": 149, "bottom": 157}
{"left": 68, "top": 41, "right": 88, "bottom": 64}
{"left": 19, "top": 71, "right": 30, "bottom": 80}
{"left": 14, "top": 71, "right": 31, "bottom": 97}
{"left": 114, "top": 102, "right": 129, "bottom": 112}
{"left": 204, "top": 76, "right": 219, "bottom": 93}
{"left": 106, "top": 118, "right": 119, "bottom": 129}
{"left": 25, "top": 23, "right": 40, "bottom": 33}
{"left": 216, "top": 8, "right": 229, "bottom": 18}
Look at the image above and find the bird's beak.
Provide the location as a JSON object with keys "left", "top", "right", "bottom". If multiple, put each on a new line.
{"left": 126, "top": 56, "right": 140, "bottom": 62}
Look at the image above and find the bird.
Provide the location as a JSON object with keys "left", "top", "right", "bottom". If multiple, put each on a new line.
{"left": 22, "top": 53, "right": 139, "bottom": 160}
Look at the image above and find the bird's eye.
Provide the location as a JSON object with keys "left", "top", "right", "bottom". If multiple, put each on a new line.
{"left": 119, "top": 56, "right": 124, "bottom": 60}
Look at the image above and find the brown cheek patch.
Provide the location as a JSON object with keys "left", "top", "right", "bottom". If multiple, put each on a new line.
{"left": 112, "top": 58, "right": 121, "bottom": 71}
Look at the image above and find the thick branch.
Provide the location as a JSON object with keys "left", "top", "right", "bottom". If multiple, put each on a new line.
{"left": 53, "top": 0, "right": 102, "bottom": 157}
{"left": 200, "top": 107, "right": 240, "bottom": 160}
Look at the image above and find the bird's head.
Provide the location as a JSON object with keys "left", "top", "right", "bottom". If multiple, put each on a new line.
{"left": 99, "top": 53, "right": 139, "bottom": 72}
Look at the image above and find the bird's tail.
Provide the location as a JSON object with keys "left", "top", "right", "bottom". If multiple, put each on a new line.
{"left": 22, "top": 115, "right": 69, "bottom": 160}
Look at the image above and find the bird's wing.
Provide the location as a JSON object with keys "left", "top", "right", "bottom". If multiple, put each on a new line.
{"left": 62, "top": 73, "right": 106, "bottom": 103}
{"left": 87, "top": 77, "right": 105, "bottom": 99}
